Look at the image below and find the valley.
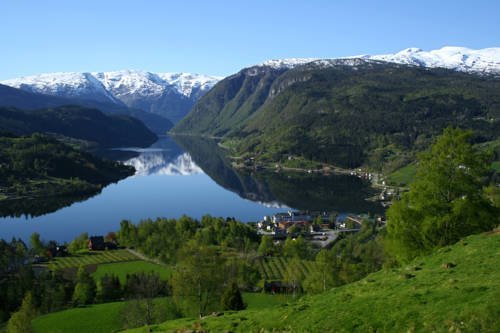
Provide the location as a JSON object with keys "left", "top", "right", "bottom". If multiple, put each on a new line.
{"left": 0, "top": 45, "right": 499, "bottom": 333}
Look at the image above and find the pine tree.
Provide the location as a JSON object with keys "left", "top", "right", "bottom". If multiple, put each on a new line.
{"left": 220, "top": 282, "right": 246, "bottom": 311}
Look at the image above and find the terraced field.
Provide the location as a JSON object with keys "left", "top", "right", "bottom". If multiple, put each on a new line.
{"left": 48, "top": 249, "right": 139, "bottom": 270}
{"left": 256, "top": 257, "right": 315, "bottom": 280}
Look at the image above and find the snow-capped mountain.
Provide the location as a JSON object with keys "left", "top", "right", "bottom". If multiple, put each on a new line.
{"left": 258, "top": 46, "right": 500, "bottom": 75}
{"left": 1, "top": 70, "right": 221, "bottom": 123}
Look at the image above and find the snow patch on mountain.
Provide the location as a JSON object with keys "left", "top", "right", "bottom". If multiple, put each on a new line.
{"left": 157, "top": 72, "right": 222, "bottom": 97}
{"left": 1, "top": 70, "right": 222, "bottom": 102}
{"left": 1, "top": 72, "right": 120, "bottom": 103}
{"left": 364, "top": 46, "right": 500, "bottom": 75}
{"left": 259, "top": 47, "right": 500, "bottom": 75}
{"left": 260, "top": 58, "right": 318, "bottom": 69}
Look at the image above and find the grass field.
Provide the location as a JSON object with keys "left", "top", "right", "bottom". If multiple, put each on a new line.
{"left": 92, "top": 260, "right": 173, "bottom": 283}
{"left": 127, "top": 232, "right": 500, "bottom": 332}
{"left": 387, "top": 163, "right": 417, "bottom": 186}
{"left": 48, "top": 249, "right": 139, "bottom": 270}
{"left": 31, "top": 293, "right": 288, "bottom": 333}
{"left": 32, "top": 298, "right": 174, "bottom": 333}
{"left": 256, "top": 257, "right": 315, "bottom": 280}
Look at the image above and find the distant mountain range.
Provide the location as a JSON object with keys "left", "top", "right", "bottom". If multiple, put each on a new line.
{"left": 1, "top": 71, "right": 221, "bottom": 124}
{"left": 0, "top": 83, "right": 173, "bottom": 135}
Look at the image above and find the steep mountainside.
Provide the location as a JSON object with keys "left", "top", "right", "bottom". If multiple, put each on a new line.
{"left": 0, "top": 83, "right": 173, "bottom": 134}
{"left": 173, "top": 56, "right": 500, "bottom": 170}
{"left": 1, "top": 70, "right": 221, "bottom": 123}
{"left": 0, "top": 105, "right": 157, "bottom": 148}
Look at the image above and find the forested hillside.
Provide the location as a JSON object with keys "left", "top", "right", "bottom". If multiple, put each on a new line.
{"left": 0, "top": 106, "right": 157, "bottom": 148}
{"left": 173, "top": 61, "right": 500, "bottom": 170}
{"left": 0, "top": 134, "right": 134, "bottom": 203}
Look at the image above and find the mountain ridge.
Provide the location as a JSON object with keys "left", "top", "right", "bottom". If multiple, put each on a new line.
{"left": 257, "top": 46, "right": 500, "bottom": 75}
{"left": 1, "top": 71, "right": 221, "bottom": 123}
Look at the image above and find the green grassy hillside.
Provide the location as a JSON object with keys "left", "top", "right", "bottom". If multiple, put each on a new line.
{"left": 127, "top": 232, "right": 500, "bottom": 333}
{"left": 31, "top": 294, "right": 289, "bottom": 333}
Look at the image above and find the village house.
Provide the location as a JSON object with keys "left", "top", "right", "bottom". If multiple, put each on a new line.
{"left": 88, "top": 236, "right": 105, "bottom": 251}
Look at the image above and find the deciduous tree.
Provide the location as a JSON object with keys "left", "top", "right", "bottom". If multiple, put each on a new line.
{"left": 386, "top": 128, "right": 498, "bottom": 262}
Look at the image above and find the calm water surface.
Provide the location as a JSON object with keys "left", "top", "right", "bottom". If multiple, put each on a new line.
{"left": 0, "top": 136, "right": 382, "bottom": 242}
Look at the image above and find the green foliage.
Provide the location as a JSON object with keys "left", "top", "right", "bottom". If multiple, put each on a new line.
{"left": 283, "top": 236, "right": 311, "bottom": 259}
{"left": 29, "top": 233, "right": 45, "bottom": 256}
{"left": 171, "top": 243, "right": 226, "bottom": 318}
{"left": 67, "top": 233, "right": 88, "bottom": 254}
{"left": 6, "top": 293, "right": 35, "bottom": 333}
{"left": 72, "top": 267, "right": 97, "bottom": 306}
{"left": 386, "top": 128, "right": 499, "bottom": 262}
{"left": 220, "top": 282, "right": 246, "bottom": 311}
{"left": 32, "top": 271, "right": 74, "bottom": 314}
{"left": 283, "top": 258, "right": 306, "bottom": 296}
{"left": 118, "top": 216, "right": 259, "bottom": 264}
{"left": 257, "top": 235, "right": 275, "bottom": 256}
{"left": 97, "top": 274, "right": 121, "bottom": 302}
{"left": 303, "top": 249, "right": 340, "bottom": 294}
{"left": 0, "top": 239, "right": 32, "bottom": 323}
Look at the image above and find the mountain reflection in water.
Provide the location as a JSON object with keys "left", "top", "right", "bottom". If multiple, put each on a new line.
{"left": 0, "top": 135, "right": 383, "bottom": 242}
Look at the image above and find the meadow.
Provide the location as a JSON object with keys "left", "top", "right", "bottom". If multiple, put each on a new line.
{"left": 92, "top": 260, "right": 173, "bottom": 283}
{"left": 31, "top": 293, "right": 289, "bottom": 333}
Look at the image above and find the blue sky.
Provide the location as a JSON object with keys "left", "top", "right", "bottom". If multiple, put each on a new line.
{"left": 1, "top": 0, "right": 499, "bottom": 79}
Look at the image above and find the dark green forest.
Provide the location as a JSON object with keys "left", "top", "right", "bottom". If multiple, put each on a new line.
{"left": 0, "top": 133, "right": 134, "bottom": 204}
{"left": 0, "top": 105, "right": 157, "bottom": 148}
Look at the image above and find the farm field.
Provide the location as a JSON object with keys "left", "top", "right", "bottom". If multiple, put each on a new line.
{"left": 92, "top": 260, "right": 173, "bottom": 283}
{"left": 255, "top": 257, "right": 315, "bottom": 280}
{"left": 47, "top": 249, "right": 139, "bottom": 270}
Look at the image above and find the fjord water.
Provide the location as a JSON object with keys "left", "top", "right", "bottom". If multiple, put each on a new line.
{"left": 0, "top": 136, "right": 382, "bottom": 242}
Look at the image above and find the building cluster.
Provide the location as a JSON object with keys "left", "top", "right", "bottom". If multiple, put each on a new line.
{"left": 258, "top": 210, "right": 386, "bottom": 238}
{"left": 257, "top": 211, "right": 336, "bottom": 237}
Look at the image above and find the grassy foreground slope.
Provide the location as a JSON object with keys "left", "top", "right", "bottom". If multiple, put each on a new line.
{"left": 31, "top": 294, "right": 289, "bottom": 333}
{"left": 129, "top": 232, "right": 500, "bottom": 333}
